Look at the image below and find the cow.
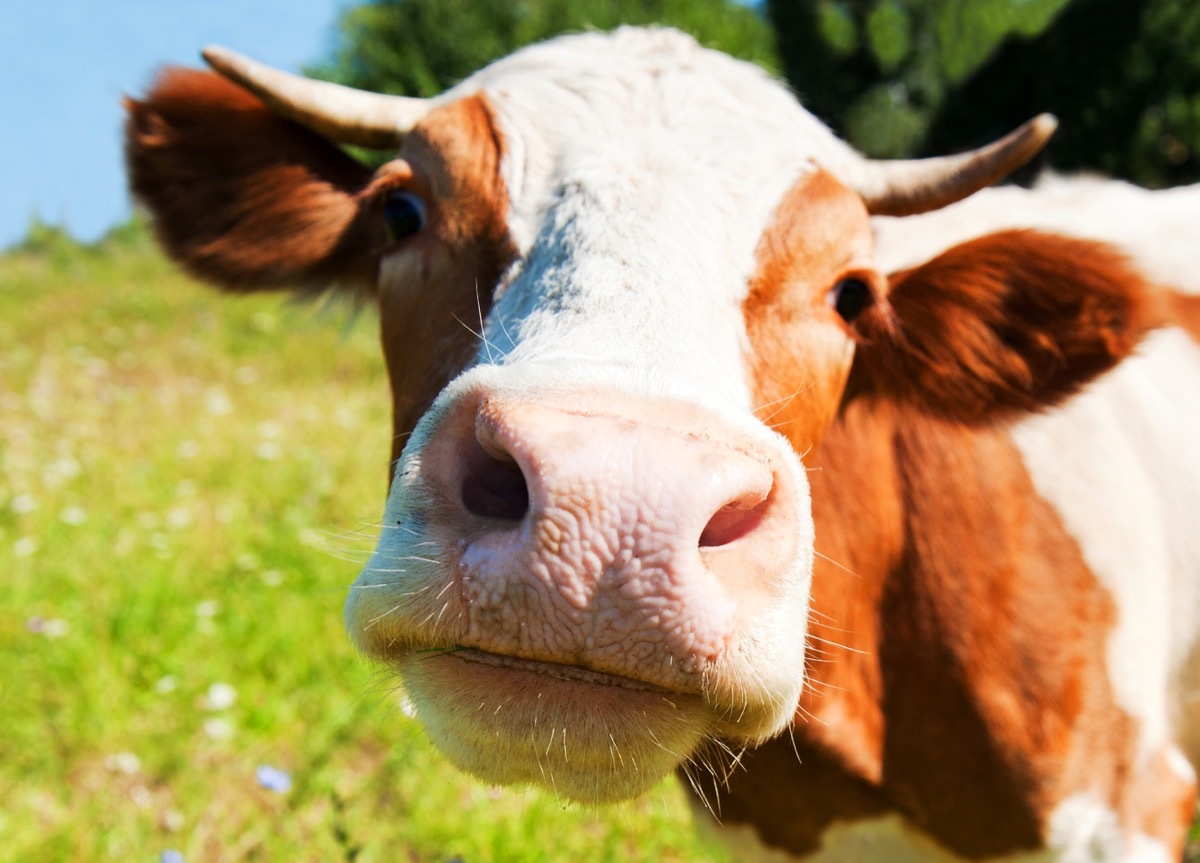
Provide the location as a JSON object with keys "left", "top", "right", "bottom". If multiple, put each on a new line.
{"left": 125, "top": 26, "right": 1200, "bottom": 862}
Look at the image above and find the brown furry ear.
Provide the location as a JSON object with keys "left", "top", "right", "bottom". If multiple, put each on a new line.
{"left": 125, "top": 67, "right": 381, "bottom": 293}
{"left": 846, "top": 230, "right": 1153, "bottom": 423}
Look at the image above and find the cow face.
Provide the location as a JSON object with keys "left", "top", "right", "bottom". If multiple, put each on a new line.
{"left": 126, "top": 28, "right": 1137, "bottom": 805}
{"left": 350, "top": 39, "right": 853, "bottom": 800}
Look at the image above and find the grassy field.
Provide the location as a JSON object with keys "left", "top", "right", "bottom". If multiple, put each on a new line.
{"left": 0, "top": 223, "right": 730, "bottom": 863}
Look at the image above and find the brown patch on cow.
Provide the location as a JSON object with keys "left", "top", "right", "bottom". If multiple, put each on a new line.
{"left": 1122, "top": 745, "right": 1198, "bottom": 858}
{"left": 125, "top": 68, "right": 380, "bottom": 291}
{"left": 1164, "top": 290, "right": 1200, "bottom": 344}
{"left": 743, "top": 169, "right": 884, "bottom": 461}
{"left": 797, "top": 400, "right": 904, "bottom": 788}
{"left": 374, "top": 94, "right": 516, "bottom": 472}
{"left": 874, "top": 409, "right": 1135, "bottom": 857}
{"left": 701, "top": 398, "right": 1170, "bottom": 859}
{"left": 847, "top": 230, "right": 1154, "bottom": 424}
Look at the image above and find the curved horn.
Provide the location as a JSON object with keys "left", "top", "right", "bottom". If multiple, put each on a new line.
{"left": 201, "top": 46, "right": 431, "bottom": 149}
{"left": 850, "top": 114, "right": 1058, "bottom": 217}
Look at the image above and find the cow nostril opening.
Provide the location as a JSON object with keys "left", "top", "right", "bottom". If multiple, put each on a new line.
{"left": 699, "top": 495, "right": 770, "bottom": 548}
{"left": 461, "top": 449, "right": 529, "bottom": 521}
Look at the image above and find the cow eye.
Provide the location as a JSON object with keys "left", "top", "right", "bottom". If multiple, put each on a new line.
{"left": 828, "top": 277, "right": 874, "bottom": 323}
{"left": 383, "top": 190, "right": 426, "bottom": 241}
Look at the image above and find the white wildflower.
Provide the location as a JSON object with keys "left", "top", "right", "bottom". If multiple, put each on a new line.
{"left": 176, "top": 440, "right": 200, "bottom": 460}
{"left": 254, "top": 441, "right": 282, "bottom": 461}
{"left": 204, "top": 389, "right": 232, "bottom": 417}
{"left": 203, "top": 717, "right": 234, "bottom": 740}
{"left": 105, "top": 752, "right": 141, "bottom": 775}
{"left": 59, "top": 505, "right": 87, "bottom": 526}
{"left": 10, "top": 494, "right": 37, "bottom": 514}
{"left": 204, "top": 682, "right": 237, "bottom": 711}
{"left": 166, "top": 506, "right": 192, "bottom": 530}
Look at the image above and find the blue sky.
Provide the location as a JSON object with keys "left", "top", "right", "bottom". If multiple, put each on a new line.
{"left": 0, "top": 0, "right": 348, "bottom": 249}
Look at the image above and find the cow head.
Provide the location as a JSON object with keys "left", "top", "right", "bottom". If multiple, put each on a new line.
{"left": 126, "top": 28, "right": 1146, "bottom": 803}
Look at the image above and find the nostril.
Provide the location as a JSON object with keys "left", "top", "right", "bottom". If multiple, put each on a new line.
{"left": 461, "top": 446, "right": 529, "bottom": 521}
{"left": 699, "top": 494, "right": 770, "bottom": 548}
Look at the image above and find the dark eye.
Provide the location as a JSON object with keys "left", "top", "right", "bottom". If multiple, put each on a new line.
{"left": 383, "top": 190, "right": 427, "bottom": 241}
{"left": 828, "top": 277, "right": 874, "bottom": 323}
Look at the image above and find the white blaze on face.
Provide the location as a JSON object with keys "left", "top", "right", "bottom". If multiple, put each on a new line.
{"left": 456, "top": 27, "right": 860, "bottom": 409}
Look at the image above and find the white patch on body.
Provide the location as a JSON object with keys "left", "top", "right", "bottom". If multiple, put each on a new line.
{"left": 1011, "top": 329, "right": 1200, "bottom": 764}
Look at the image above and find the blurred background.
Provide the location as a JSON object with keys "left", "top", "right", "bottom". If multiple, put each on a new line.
{"left": 2, "top": 1, "right": 1198, "bottom": 862}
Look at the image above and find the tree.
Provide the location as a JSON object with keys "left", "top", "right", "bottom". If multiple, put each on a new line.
{"left": 767, "top": 0, "right": 1200, "bottom": 187}
{"left": 927, "top": 0, "right": 1200, "bottom": 188}
{"left": 766, "top": 0, "right": 1071, "bottom": 158}
{"left": 312, "top": 0, "right": 778, "bottom": 100}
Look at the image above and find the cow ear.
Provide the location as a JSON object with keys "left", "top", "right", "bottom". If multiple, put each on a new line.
{"left": 125, "top": 67, "right": 382, "bottom": 294}
{"left": 845, "top": 230, "right": 1153, "bottom": 423}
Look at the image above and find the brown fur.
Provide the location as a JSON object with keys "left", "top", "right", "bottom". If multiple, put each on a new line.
{"left": 710, "top": 400, "right": 1153, "bottom": 859}
{"left": 744, "top": 170, "right": 882, "bottom": 460}
{"left": 374, "top": 96, "right": 515, "bottom": 472}
{"left": 847, "top": 230, "right": 1153, "bottom": 424}
{"left": 125, "top": 74, "right": 515, "bottom": 477}
{"left": 125, "top": 68, "right": 380, "bottom": 292}
{"left": 1165, "top": 290, "right": 1200, "bottom": 344}
{"left": 1123, "top": 745, "right": 1198, "bottom": 858}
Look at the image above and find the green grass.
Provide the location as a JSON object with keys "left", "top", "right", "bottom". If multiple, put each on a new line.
{"left": 0, "top": 223, "right": 730, "bottom": 863}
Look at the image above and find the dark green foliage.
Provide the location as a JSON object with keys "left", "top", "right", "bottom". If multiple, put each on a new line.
{"left": 767, "top": 0, "right": 1070, "bottom": 157}
{"left": 312, "top": 0, "right": 1198, "bottom": 185}
{"left": 768, "top": 0, "right": 1200, "bottom": 187}
{"left": 311, "top": 0, "right": 778, "bottom": 99}
{"left": 927, "top": 0, "right": 1200, "bottom": 188}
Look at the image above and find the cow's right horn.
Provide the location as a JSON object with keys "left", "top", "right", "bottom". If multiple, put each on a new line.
{"left": 850, "top": 114, "right": 1058, "bottom": 217}
{"left": 202, "top": 46, "right": 431, "bottom": 149}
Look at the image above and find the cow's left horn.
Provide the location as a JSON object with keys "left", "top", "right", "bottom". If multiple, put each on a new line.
{"left": 850, "top": 114, "right": 1058, "bottom": 217}
{"left": 202, "top": 46, "right": 431, "bottom": 149}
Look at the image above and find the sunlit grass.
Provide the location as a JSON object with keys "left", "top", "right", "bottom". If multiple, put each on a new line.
{"left": 0, "top": 222, "right": 728, "bottom": 863}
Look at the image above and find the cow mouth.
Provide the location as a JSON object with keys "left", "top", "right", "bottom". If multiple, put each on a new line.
{"left": 448, "top": 647, "right": 678, "bottom": 695}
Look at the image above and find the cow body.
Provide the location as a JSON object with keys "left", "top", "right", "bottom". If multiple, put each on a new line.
{"left": 125, "top": 28, "right": 1200, "bottom": 861}
{"left": 716, "top": 326, "right": 1200, "bottom": 862}
{"left": 709, "top": 183, "right": 1200, "bottom": 861}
